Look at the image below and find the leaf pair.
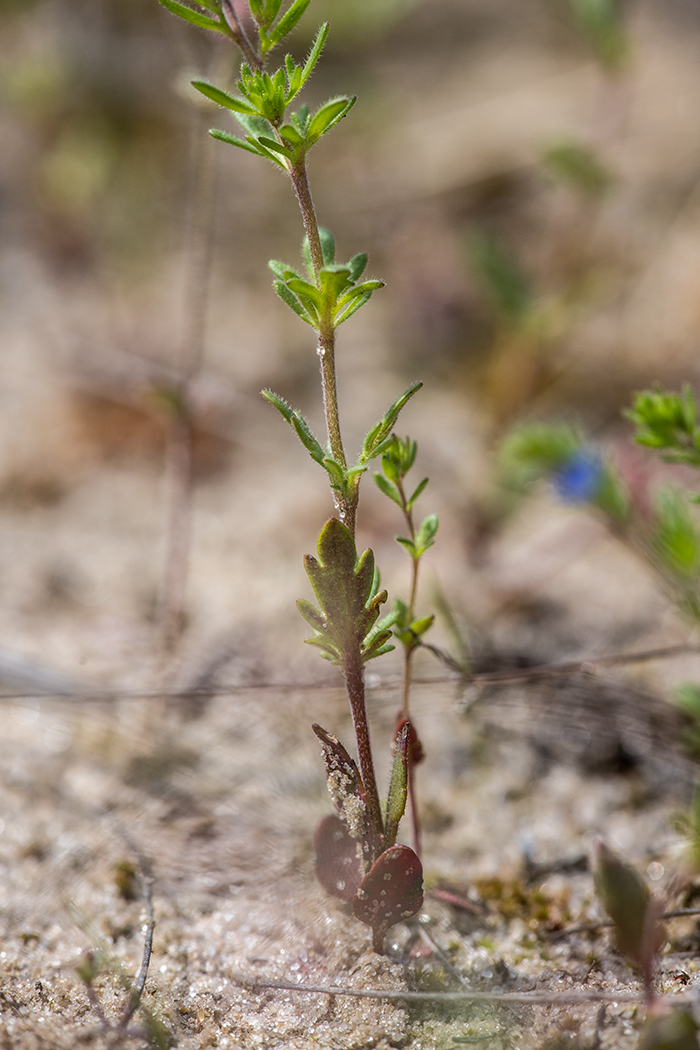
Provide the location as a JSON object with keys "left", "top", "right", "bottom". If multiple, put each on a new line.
{"left": 262, "top": 381, "right": 423, "bottom": 505}
{"left": 270, "top": 233, "right": 381, "bottom": 327}
{"left": 297, "top": 519, "right": 394, "bottom": 665}
{"left": 396, "top": 514, "right": 439, "bottom": 562}
{"left": 373, "top": 435, "right": 428, "bottom": 515}
{"left": 159, "top": 0, "right": 312, "bottom": 57}
{"left": 252, "top": 0, "right": 311, "bottom": 55}
{"left": 392, "top": 598, "right": 435, "bottom": 653}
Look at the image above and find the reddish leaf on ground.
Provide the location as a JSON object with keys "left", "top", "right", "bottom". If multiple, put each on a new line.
{"left": 313, "top": 814, "right": 362, "bottom": 902}
{"left": 352, "top": 844, "right": 423, "bottom": 951}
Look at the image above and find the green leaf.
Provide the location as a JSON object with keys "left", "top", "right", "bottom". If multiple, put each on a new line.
{"left": 157, "top": 0, "right": 226, "bottom": 33}
{"left": 267, "top": 0, "right": 312, "bottom": 48}
{"left": 319, "top": 227, "right": 335, "bottom": 266}
{"left": 417, "top": 513, "right": 439, "bottom": 550}
{"left": 469, "top": 232, "right": 533, "bottom": 325}
{"left": 297, "top": 598, "right": 325, "bottom": 632}
{"left": 334, "top": 292, "right": 371, "bottom": 326}
{"left": 592, "top": 839, "right": 654, "bottom": 967}
{"left": 319, "top": 265, "right": 352, "bottom": 302}
{"left": 209, "top": 128, "right": 272, "bottom": 160}
{"left": 261, "top": 388, "right": 294, "bottom": 423}
{"left": 234, "top": 110, "right": 276, "bottom": 139}
{"left": 410, "top": 614, "right": 434, "bottom": 638}
{"left": 191, "top": 81, "right": 258, "bottom": 115}
{"left": 291, "top": 412, "right": 325, "bottom": 463}
{"left": 322, "top": 457, "right": 346, "bottom": 489}
{"left": 272, "top": 279, "right": 316, "bottom": 325}
{"left": 396, "top": 536, "right": 417, "bottom": 558}
{"left": 256, "top": 135, "right": 294, "bottom": 157}
{"left": 300, "top": 23, "right": 329, "bottom": 87}
{"left": 286, "top": 277, "right": 324, "bottom": 311}
{"left": 360, "top": 382, "right": 423, "bottom": 463}
{"left": 268, "top": 259, "right": 301, "bottom": 281}
{"left": 373, "top": 473, "right": 402, "bottom": 509}
{"left": 307, "top": 96, "right": 356, "bottom": 144}
{"left": 407, "top": 477, "right": 428, "bottom": 511}
{"left": 243, "top": 136, "right": 286, "bottom": 167}
{"left": 279, "top": 123, "right": 305, "bottom": 147}
{"left": 543, "top": 140, "right": 612, "bottom": 197}
{"left": 384, "top": 723, "right": 409, "bottom": 848}
{"left": 347, "top": 253, "right": 368, "bottom": 281}
{"left": 654, "top": 489, "right": 700, "bottom": 578}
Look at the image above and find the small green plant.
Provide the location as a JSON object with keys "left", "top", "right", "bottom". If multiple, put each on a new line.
{"left": 592, "top": 839, "right": 700, "bottom": 1049}
{"left": 373, "top": 435, "right": 439, "bottom": 855}
{"left": 157, "top": 0, "right": 426, "bottom": 951}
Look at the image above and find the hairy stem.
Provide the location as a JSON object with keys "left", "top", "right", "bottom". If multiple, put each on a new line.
{"left": 221, "top": 0, "right": 263, "bottom": 70}
{"left": 344, "top": 648, "right": 383, "bottom": 848}
{"left": 289, "top": 160, "right": 324, "bottom": 279}
{"left": 289, "top": 159, "right": 356, "bottom": 530}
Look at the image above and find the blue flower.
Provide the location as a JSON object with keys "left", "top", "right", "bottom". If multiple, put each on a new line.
{"left": 553, "top": 449, "right": 604, "bottom": 503}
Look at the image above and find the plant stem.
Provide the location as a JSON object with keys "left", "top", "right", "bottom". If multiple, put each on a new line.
{"left": 221, "top": 0, "right": 263, "bottom": 70}
{"left": 289, "top": 159, "right": 357, "bottom": 531}
{"left": 397, "top": 475, "right": 422, "bottom": 855}
{"left": 344, "top": 648, "right": 383, "bottom": 848}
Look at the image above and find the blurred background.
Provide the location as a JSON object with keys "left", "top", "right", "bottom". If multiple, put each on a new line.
{"left": 3, "top": 2, "right": 700, "bottom": 1043}
{"left": 1, "top": 0, "right": 700, "bottom": 693}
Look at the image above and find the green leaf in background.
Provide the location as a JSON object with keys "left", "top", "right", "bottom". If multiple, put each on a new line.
{"left": 592, "top": 839, "right": 655, "bottom": 968}
{"left": 654, "top": 489, "right": 700, "bottom": 578}
{"left": 627, "top": 385, "right": 700, "bottom": 468}
{"left": 543, "top": 140, "right": 613, "bottom": 197}
{"left": 469, "top": 231, "right": 533, "bottom": 326}
{"left": 570, "top": 0, "right": 629, "bottom": 70}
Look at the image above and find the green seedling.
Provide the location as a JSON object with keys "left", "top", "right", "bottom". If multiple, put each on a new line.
{"left": 374, "top": 435, "right": 439, "bottom": 855}
{"left": 157, "top": 0, "right": 425, "bottom": 950}
{"left": 592, "top": 839, "right": 663, "bottom": 1006}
